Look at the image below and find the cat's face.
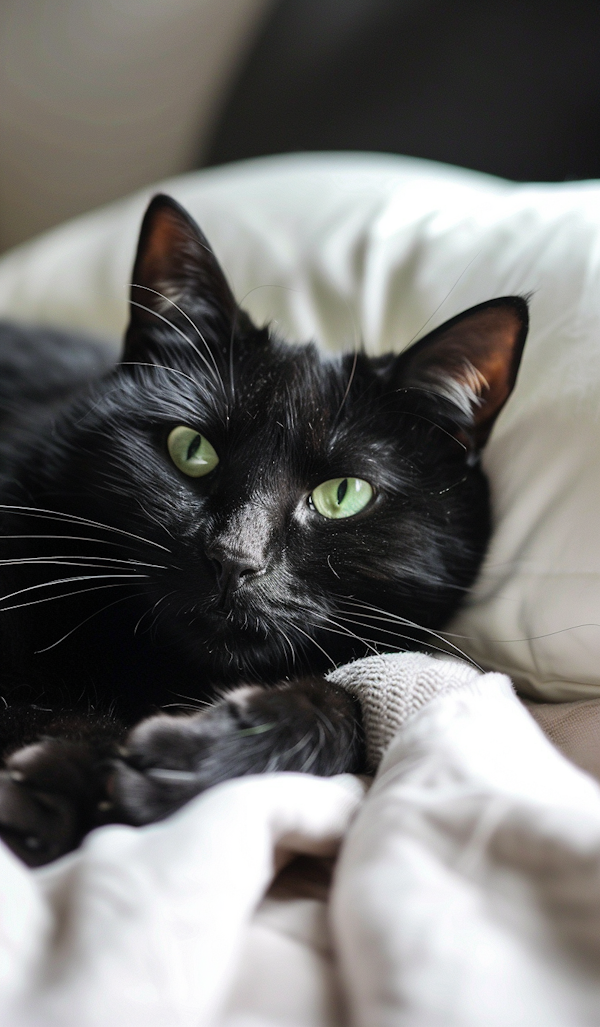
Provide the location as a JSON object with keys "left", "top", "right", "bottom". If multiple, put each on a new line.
{"left": 22, "top": 196, "right": 528, "bottom": 685}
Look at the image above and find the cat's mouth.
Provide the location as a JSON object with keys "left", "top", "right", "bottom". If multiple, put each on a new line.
{"left": 200, "top": 600, "right": 273, "bottom": 641}
{"left": 195, "top": 598, "right": 326, "bottom": 678}
{"left": 191, "top": 611, "right": 288, "bottom": 681}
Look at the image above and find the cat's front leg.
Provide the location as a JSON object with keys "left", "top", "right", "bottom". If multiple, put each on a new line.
{"left": 112, "top": 678, "right": 365, "bottom": 826}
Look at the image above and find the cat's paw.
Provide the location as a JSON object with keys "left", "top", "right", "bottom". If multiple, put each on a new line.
{"left": 0, "top": 739, "right": 114, "bottom": 866}
{"left": 111, "top": 678, "right": 364, "bottom": 826}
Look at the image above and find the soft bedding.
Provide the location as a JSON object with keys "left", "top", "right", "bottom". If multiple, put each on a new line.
{"left": 1, "top": 153, "right": 600, "bottom": 1022}
{"left": 1, "top": 653, "right": 599, "bottom": 1026}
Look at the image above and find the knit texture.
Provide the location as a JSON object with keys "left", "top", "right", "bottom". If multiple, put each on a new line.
{"left": 328, "top": 651, "right": 484, "bottom": 769}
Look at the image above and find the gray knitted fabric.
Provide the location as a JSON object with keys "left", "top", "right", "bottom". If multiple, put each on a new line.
{"left": 328, "top": 651, "right": 485, "bottom": 769}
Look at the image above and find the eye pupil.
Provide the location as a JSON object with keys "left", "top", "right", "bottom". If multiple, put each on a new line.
{"left": 337, "top": 479, "right": 348, "bottom": 504}
{"left": 187, "top": 436, "right": 201, "bottom": 460}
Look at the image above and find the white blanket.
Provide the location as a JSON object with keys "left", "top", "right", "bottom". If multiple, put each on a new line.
{"left": 2, "top": 652, "right": 600, "bottom": 1026}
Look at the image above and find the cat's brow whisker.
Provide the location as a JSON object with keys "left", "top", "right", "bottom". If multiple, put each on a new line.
{"left": 404, "top": 252, "right": 481, "bottom": 348}
{"left": 120, "top": 361, "right": 201, "bottom": 389}
{"left": 228, "top": 308, "right": 237, "bottom": 410}
{"left": 334, "top": 348, "right": 359, "bottom": 423}
{"left": 0, "top": 504, "right": 172, "bottom": 553}
{"left": 334, "top": 288, "right": 362, "bottom": 354}
{"left": 131, "top": 284, "right": 226, "bottom": 398}
{"left": 385, "top": 402, "right": 468, "bottom": 452}
{"left": 129, "top": 298, "right": 228, "bottom": 403}
{"left": 34, "top": 591, "right": 146, "bottom": 653}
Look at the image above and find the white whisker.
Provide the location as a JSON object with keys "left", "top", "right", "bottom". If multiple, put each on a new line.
{"left": 120, "top": 361, "right": 201, "bottom": 389}
{"left": 0, "top": 573, "right": 148, "bottom": 608}
{"left": 0, "top": 581, "right": 139, "bottom": 614}
{"left": 334, "top": 613, "right": 447, "bottom": 657}
{"left": 34, "top": 591, "right": 146, "bottom": 653}
{"left": 334, "top": 597, "right": 482, "bottom": 669}
{"left": 334, "top": 348, "right": 359, "bottom": 422}
{"left": 319, "top": 616, "right": 380, "bottom": 656}
{"left": 135, "top": 501, "right": 176, "bottom": 542}
{"left": 0, "top": 556, "right": 167, "bottom": 570}
{"left": 131, "top": 285, "right": 227, "bottom": 401}
{"left": 278, "top": 626, "right": 297, "bottom": 667}
{"left": 129, "top": 299, "right": 228, "bottom": 403}
{"left": 0, "top": 534, "right": 148, "bottom": 552}
{"left": 0, "top": 504, "right": 171, "bottom": 552}
{"left": 293, "top": 624, "right": 337, "bottom": 670}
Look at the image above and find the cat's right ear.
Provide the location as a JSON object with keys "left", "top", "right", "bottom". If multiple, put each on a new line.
{"left": 123, "top": 194, "right": 239, "bottom": 361}
{"left": 395, "top": 296, "right": 529, "bottom": 450}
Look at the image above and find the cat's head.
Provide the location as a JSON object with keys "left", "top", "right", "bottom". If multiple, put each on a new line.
{"left": 29, "top": 195, "right": 528, "bottom": 685}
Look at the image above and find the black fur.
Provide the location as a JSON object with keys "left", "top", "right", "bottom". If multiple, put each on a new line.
{"left": 0, "top": 195, "right": 528, "bottom": 865}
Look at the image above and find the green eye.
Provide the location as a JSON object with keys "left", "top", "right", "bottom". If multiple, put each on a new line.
{"left": 167, "top": 426, "right": 219, "bottom": 477}
{"left": 310, "top": 477, "right": 373, "bottom": 519}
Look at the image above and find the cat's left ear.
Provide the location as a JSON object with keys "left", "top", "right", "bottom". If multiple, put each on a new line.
{"left": 124, "top": 194, "right": 239, "bottom": 359}
{"left": 398, "top": 297, "right": 528, "bottom": 449}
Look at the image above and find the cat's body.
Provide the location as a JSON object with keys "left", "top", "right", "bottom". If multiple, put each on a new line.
{"left": 0, "top": 196, "right": 527, "bottom": 865}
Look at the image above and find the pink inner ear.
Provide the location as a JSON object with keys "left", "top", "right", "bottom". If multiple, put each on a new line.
{"left": 126, "top": 194, "right": 239, "bottom": 357}
{"left": 132, "top": 202, "right": 197, "bottom": 307}
{"left": 407, "top": 300, "right": 528, "bottom": 448}
{"left": 443, "top": 307, "right": 525, "bottom": 426}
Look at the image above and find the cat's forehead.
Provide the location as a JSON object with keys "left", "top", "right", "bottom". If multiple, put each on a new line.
{"left": 174, "top": 334, "right": 350, "bottom": 428}
{"left": 228, "top": 338, "right": 376, "bottom": 444}
{"left": 236, "top": 341, "right": 330, "bottom": 409}
{"left": 109, "top": 330, "right": 383, "bottom": 464}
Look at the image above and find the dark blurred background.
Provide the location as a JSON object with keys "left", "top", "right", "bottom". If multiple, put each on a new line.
{"left": 204, "top": 0, "right": 600, "bottom": 183}
{"left": 1, "top": 0, "right": 599, "bottom": 253}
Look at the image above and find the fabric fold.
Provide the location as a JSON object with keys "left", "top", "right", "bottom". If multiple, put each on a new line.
{"left": 1, "top": 773, "right": 363, "bottom": 1027}
{"left": 331, "top": 658, "right": 600, "bottom": 1027}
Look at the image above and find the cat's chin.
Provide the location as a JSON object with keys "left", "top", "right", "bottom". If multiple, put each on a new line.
{"left": 186, "top": 609, "right": 281, "bottom": 681}
{"left": 200, "top": 606, "right": 270, "bottom": 640}
{"left": 199, "top": 638, "right": 287, "bottom": 683}
{"left": 188, "top": 610, "right": 333, "bottom": 683}
{"left": 194, "top": 620, "right": 361, "bottom": 685}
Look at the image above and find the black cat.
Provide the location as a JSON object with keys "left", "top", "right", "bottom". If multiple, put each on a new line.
{"left": 0, "top": 195, "right": 527, "bottom": 866}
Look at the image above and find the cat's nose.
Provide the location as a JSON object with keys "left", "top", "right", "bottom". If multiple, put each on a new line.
{"left": 207, "top": 549, "right": 264, "bottom": 596}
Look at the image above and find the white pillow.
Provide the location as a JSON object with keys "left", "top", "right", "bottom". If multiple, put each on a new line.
{"left": 1, "top": 152, "right": 599, "bottom": 702}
